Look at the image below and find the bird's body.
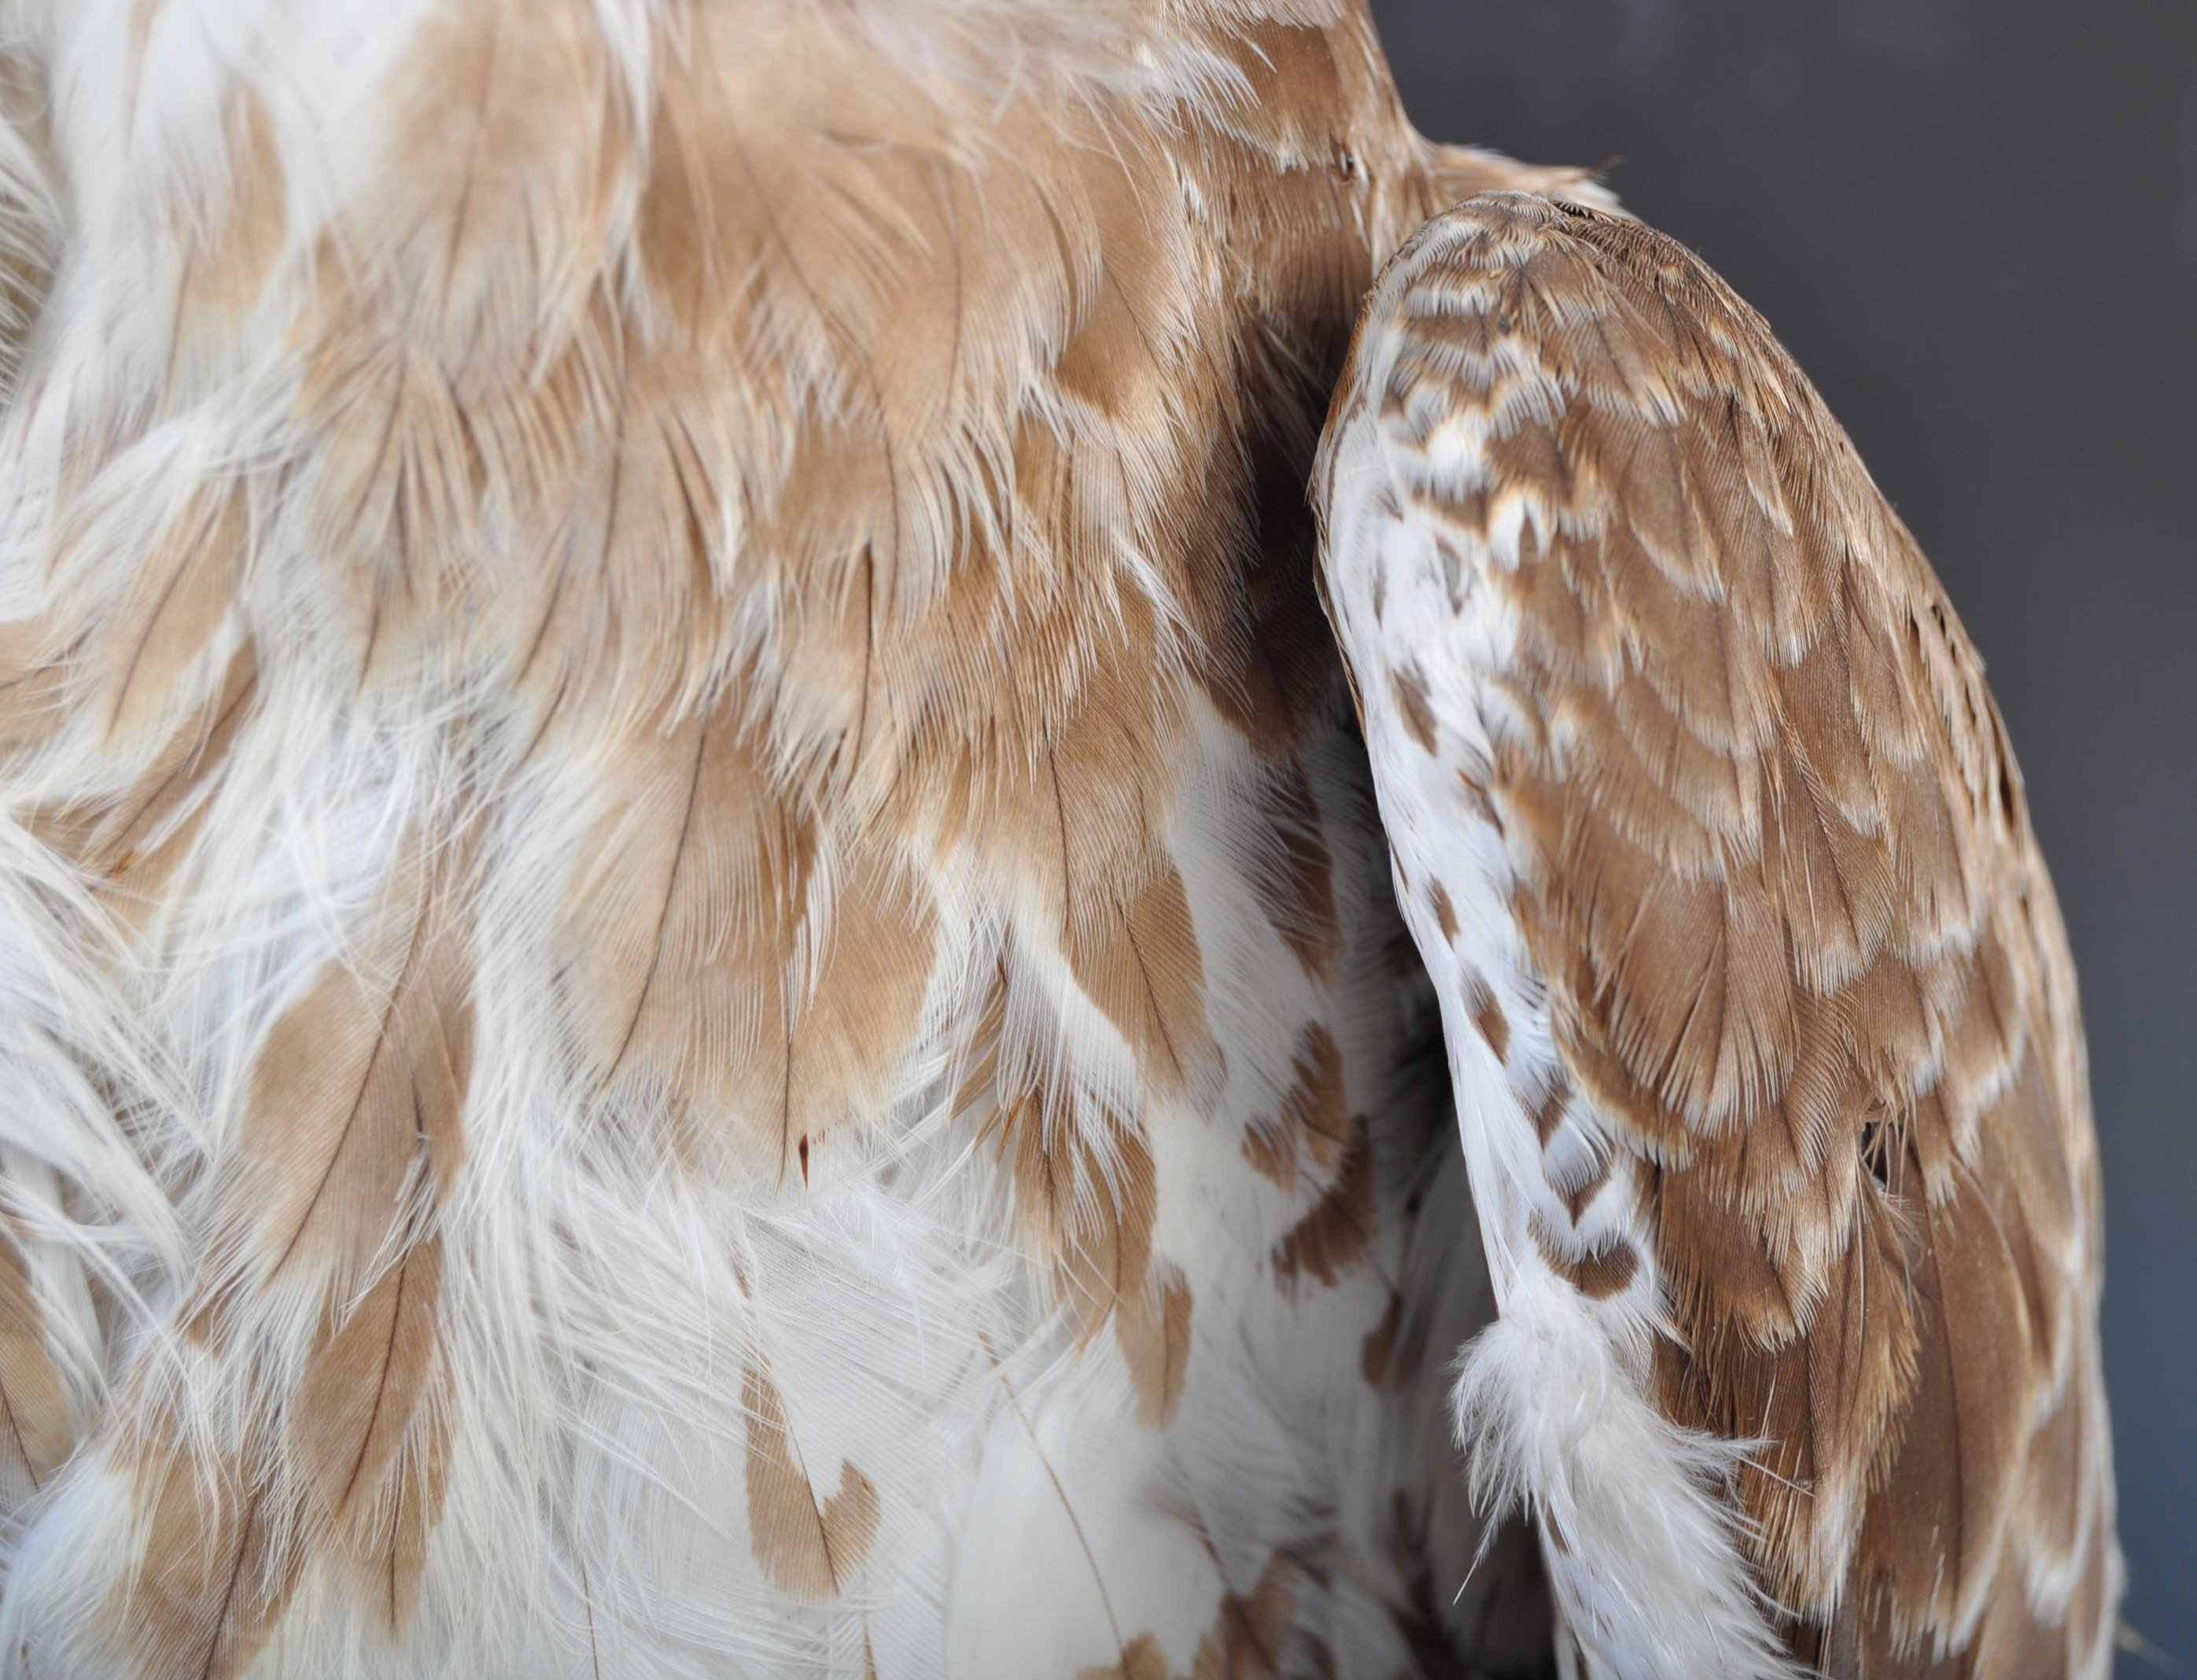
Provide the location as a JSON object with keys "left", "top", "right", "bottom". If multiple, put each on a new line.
{"left": 0, "top": 3, "right": 2114, "bottom": 1678}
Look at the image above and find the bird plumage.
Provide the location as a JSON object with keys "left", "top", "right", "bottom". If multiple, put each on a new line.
{"left": 0, "top": 2, "right": 2112, "bottom": 1677}
{"left": 1316, "top": 194, "right": 2118, "bottom": 1678}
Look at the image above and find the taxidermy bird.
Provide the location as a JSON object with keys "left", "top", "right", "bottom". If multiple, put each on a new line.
{"left": 0, "top": 1, "right": 2118, "bottom": 1675}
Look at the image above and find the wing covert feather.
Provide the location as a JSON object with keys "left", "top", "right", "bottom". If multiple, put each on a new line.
{"left": 1315, "top": 193, "right": 2116, "bottom": 1678}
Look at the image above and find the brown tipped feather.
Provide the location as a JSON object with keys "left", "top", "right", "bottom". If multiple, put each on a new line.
{"left": 232, "top": 827, "right": 473, "bottom": 1299}
{"left": 1116, "top": 1264, "right": 1194, "bottom": 1430}
{"left": 117, "top": 1427, "right": 293, "bottom": 1680}
{"left": 1272, "top": 1114, "right": 1378, "bottom": 1289}
{"left": 742, "top": 1360, "right": 882, "bottom": 1603}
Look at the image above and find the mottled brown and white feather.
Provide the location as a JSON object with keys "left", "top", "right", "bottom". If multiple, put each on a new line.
{"left": 1316, "top": 193, "right": 2117, "bottom": 1678}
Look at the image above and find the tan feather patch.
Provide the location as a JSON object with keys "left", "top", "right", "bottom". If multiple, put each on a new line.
{"left": 1005, "top": 1082, "right": 1159, "bottom": 1345}
{"left": 1272, "top": 1114, "right": 1377, "bottom": 1288}
{"left": 0, "top": 1232, "right": 72, "bottom": 1508}
{"left": 120, "top": 816, "right": 477, "bottom": 1660}
{"left": 1241, "top": 1020, "right": 1351, "bottom": 1190}
{"left": 741, "top": 1361, "right": 881, "bottom": 1602}
{"left": 1428, "top": 880, "right": 1458, "bottom": 943}
{"left": 1078, "top": 1555, "right": 1299, "bottom": 1680}
{"left": 1464, "top": 977, "right": 1509, "bottom": 1065}
{"left": 952, "top": 960, "right": 1181, "bottom": 1364}
{"left": 292, "top": 1232, "right": 451, "bottom": 1627}
{"left": 32, "top": 643, "right": 259, "bottom": 912}
{"left": 1332, "top": 193, "right": 2114, "bottom": 1663}
{"left": 294, "top": 1239, "right": 441, "bottom": 1521}
{"left": 112, "top": 1428, "right": 293, "bottom": 1680}
{"left": 1390, "top": 663, "right": 1438, "bottom": 754}
{"left": 1359, "top": 1289, "right": 1410, "bottom": 1391}
{"left": 1077, "top": 1634, "right": 1170, "bottom": 1680}
{"left": 81, "top": 481, "right": 249, "bottom": 747}
{"left": 1529, "top": 1219, "right": 1638, "bottom": 1302}
{"left": 1247, "top": 760, "right": 1344, "bottom": 983}
{"left": 1064, "top": 851, "right": 1211, "bottom": 1099}
{"left": 232, "top": 826, "right": 472, "bottom": 1299}
{"left": 1525, "top": 1073, "right": 1572, "bottom": 1147}
{"left": 1189, "top": 1553, "right": 1296, "bottom": 1680}
{"left": 166, "top": 89, "right": 288, "bottom": 400}
{"left": 562, "top": 710, "right": 937, "bottom": 1184}
{"left": 1116, "top": 1263, "right": 1192, "bottom": 1430}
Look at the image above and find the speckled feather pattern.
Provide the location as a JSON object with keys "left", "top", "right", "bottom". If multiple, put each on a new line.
{"left": 0, "top": 2, "right": 2114, "bottom": 1677}
{"left": 1316, "top": 195, "right": 2117, "bottom": 1678}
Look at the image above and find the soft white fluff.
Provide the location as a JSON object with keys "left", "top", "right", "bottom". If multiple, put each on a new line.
{"left": 1449, "top": 1285, "right": 1796, "bottom": 1680}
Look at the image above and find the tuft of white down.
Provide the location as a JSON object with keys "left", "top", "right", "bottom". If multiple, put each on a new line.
{"left": 1449, "top": 1282, "right": 1796, "bottom": 1680}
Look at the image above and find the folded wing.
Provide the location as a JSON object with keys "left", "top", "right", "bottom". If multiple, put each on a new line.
{"left": 1314, "top": 192, "right": 2117, "bottom": 1678}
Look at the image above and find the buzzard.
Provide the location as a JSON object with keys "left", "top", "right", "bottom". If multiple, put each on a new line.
{"left": 0, "top": 2, "right": 2115, "bottom": 1675}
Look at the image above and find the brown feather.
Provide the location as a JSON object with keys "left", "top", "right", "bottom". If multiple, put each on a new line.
{"left": 114, "top": 1427, "right": 293, "bottom": 1680}
{"left": 1241, "top": 1020, "right": 1352, "bottom": 1190}
{"left": 1115, "top": 1263, "right": 1193, "bottom": 1430}
{"left": 562, "top": 708, "right": 938, "bottom": 1184}
{"left": 1007, "top": 1081, "right": 1159, "bottom": 1347}
{"left": 292, "top": 1232, "right": 450, "bottom": 1626}
{"left": 84, "top": 482, "right": 249, "bottom": 747}
{"left": 1272, "top": 1113, "right": 1378, "bottom": 1289}
{"left": 741, "top": 1360, "right": 882, "bottom": 1603}
{"left": 1246, "top": 758, "right": 1344, "bottom": 984}
{"left": 232, "top": 826, "right": 472, "bottom": 1299}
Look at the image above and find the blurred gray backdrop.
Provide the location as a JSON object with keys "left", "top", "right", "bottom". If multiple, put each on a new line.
{"left": 1366, "top": 0, "right": 2196, "bottom": 1665}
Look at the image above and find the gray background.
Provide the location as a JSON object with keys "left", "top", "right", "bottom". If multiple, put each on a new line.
{"left": 1368, "top": 0, "right": 2196, "bottom": 1665}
